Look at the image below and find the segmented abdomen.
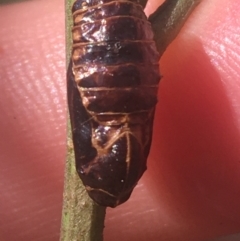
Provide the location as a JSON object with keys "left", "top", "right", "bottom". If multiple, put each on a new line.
{"left": 68, "top": 0, "right": 160, "bottom": 207}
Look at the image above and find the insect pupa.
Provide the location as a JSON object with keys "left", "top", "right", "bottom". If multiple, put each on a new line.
{"left": 68, "top": 0, "right": 160, "bottom": 207}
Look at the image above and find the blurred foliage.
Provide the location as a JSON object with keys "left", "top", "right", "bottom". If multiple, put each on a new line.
{"left": 0, "top": 0, "right": 30, "bottom": 5}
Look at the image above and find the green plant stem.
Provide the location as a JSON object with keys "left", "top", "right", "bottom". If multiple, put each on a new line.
{"left": 149, "top": 0, "right": 201, "bottom": 57}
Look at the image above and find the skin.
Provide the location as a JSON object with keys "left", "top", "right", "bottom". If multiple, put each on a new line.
{"left": 0, "top": 0, "right": 240, "bottom": 240}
